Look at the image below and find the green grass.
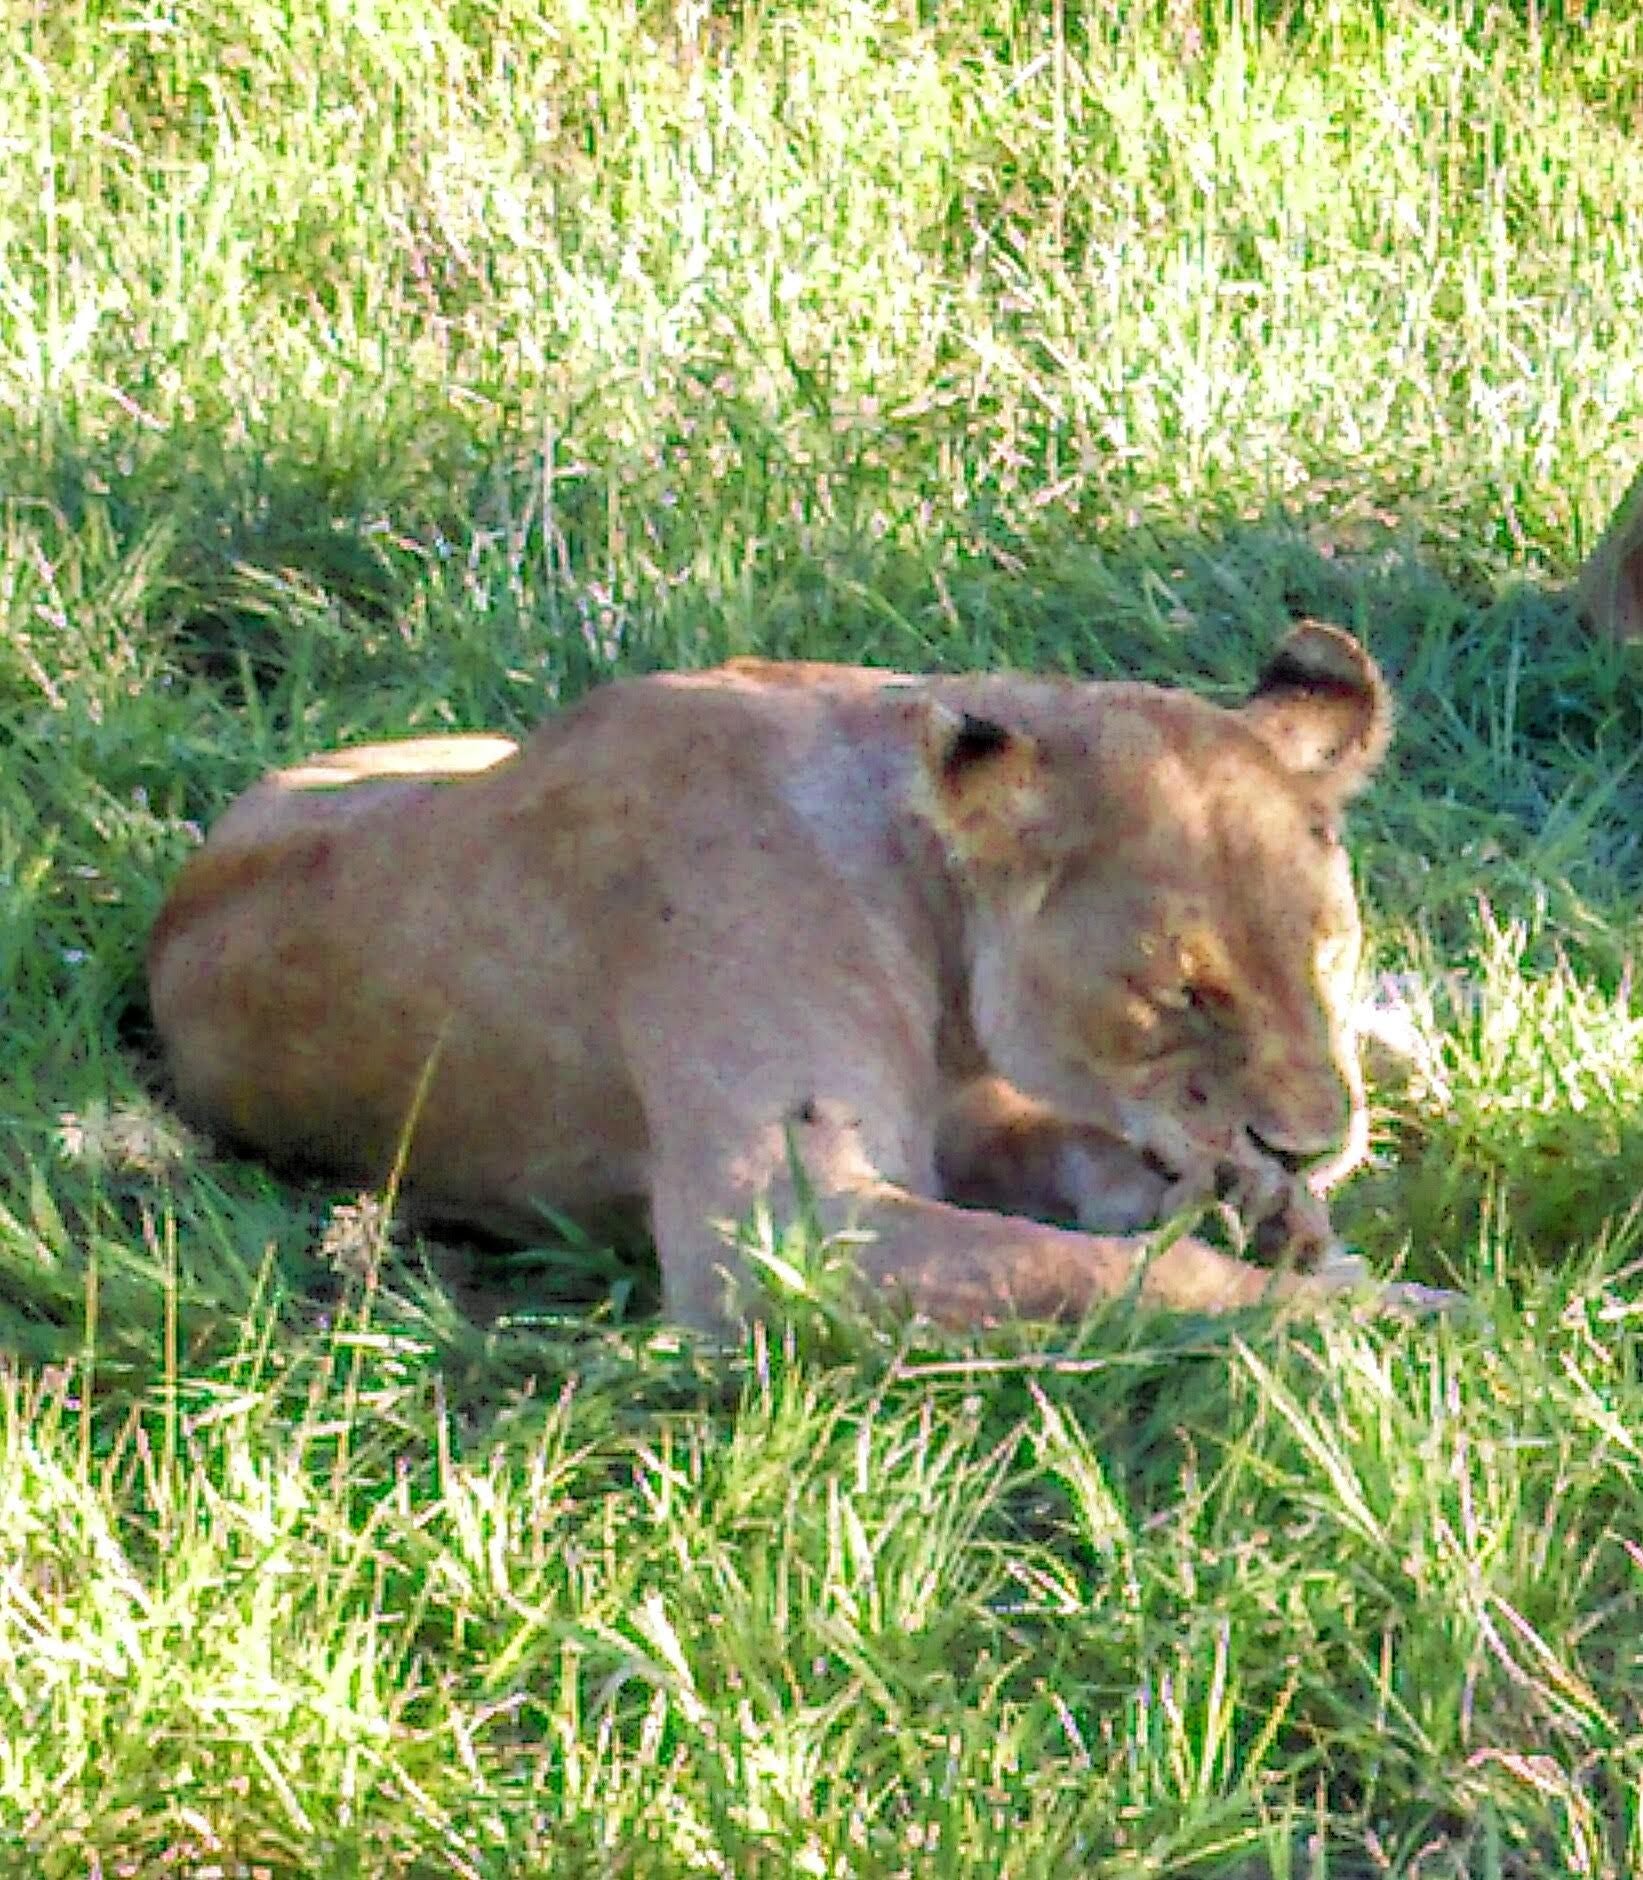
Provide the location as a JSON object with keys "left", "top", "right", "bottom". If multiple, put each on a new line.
{"left": 2, "top": 0, "right": 1642, "bottom": 1871}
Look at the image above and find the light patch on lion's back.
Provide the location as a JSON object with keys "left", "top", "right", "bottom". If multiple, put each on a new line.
{"left": 274, "top": 735, "right": 520, "bottom": 793}
{"left": 202, "top": 736, "right": 520, "bottom": 855}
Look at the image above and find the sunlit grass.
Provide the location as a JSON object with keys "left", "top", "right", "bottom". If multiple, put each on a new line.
{"left": 1, "top": 0, "right": 1641, "bottom": 1872}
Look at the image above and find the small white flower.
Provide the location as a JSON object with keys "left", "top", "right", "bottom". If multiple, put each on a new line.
{"left": 57, "top": 1100, "right": 199, "bottom": 1173}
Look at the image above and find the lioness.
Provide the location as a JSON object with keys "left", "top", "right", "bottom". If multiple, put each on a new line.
{"left": 149, "top": 625, "right": 1426, "bottom": 1330}
{"left": 1577, "top": 462, "right": 1643, "bottom": 639}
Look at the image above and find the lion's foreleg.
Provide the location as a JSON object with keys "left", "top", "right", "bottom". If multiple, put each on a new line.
{"left": 935, "top": 1075, "right": 1171, "bottom": 1231}
{"left": 647, "top": 1097, "right": 1368, "bottom": 1333}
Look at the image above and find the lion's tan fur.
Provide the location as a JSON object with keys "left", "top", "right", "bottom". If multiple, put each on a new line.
{"left": 150, "top": 626, "right": 1414, "bottom": 1330}
{"left": 1577, "top": 465, "right": 1643, "bottom": 640}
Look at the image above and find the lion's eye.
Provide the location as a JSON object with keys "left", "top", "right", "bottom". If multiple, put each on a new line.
{"left": 1184, "top": 983, "right": 1236, "bottom": 1020}
{"left": 1151, "top": 983, "right": 1227, "bottom": 1020}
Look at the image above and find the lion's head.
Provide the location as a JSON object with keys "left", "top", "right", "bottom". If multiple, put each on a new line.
{"left": 916, "top": 623, "right": 1391, "bottom": 1186}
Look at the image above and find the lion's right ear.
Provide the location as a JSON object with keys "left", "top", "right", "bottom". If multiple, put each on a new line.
{"left": 912, "top": 700, "right": 1050, "bottom": 867}
{"left": 1241, "top": 621, "right": 1393, "bottom": 801}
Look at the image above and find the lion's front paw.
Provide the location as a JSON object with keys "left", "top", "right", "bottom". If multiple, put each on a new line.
{"left": 1114, "top": 1110, "right": 1347, "bottom": 1275}
{"left": 1367, "top": 1279, "right": 1468, "bottom": 1318}
{"left": 1278, "top": 1259, "right": 1468, "bottom": 1319}
{"left": 1115, "top": 1111, "right": 1225, "bottom": 1218}
{"left": 1173, "top": 1139, "right": 1340, "bottom": 1274}
{"left": 1060, "top": 1136, "right": 1174, "bottom": 1233}
{"left": 1244, "top": 1175, "right": 1337, "bottom": 1273}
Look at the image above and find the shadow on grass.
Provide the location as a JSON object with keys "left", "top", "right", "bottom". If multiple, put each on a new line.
{"left": 6, "top": 428, "right": 1642, "bottom": 1385}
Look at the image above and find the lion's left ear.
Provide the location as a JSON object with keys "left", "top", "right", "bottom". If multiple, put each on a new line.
{"left": 1241, "top": 622, "right": 1392, "bottom": 799}
{"left": 912, "top": 699, "right": 1051, "bottom": 868}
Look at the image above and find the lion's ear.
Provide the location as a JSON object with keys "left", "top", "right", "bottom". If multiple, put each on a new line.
{"left": 914, "top": 701, "right": 1050, "bottom": 865}
{"left": 1241, "top": 622, "right": 1392, "bottom": 799}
